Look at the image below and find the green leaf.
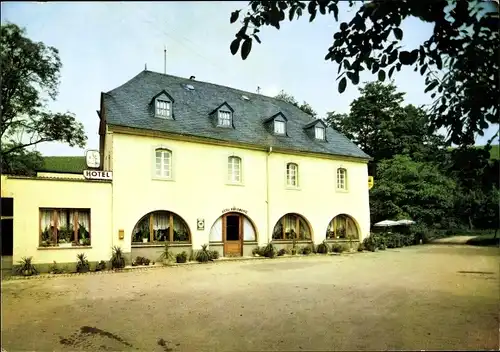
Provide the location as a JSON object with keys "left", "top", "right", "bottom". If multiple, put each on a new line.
{"left": 230, "top": 10, "right": 240, "bottom": 24}
{"left": 340, "top": 22, "right": 348, "bottom": 31}
{"left": 420, "top": 63, "right": 428, "bottom": 75}
{"left": 399, "top": 51, "right": 412, "bottom": 65}
{"left": 393, "top": 27, "right": 403, "bottom": 40}
{"left": 325, "top": 50, "right": 333, "bottom": 61}
{"left": 230, "top": 38, "right": 241, "bottom": 55}
{"left": 254, "top": 34, "right": 261, "bottom": 44}
{"left": 289, "top": 6, "right": 297, "bottom": 21}
{"left": 378, "top": 69, "right": 386, "bottom": 82}
{"left": 338, "top": 77, "right": 347, "bottom": 93}
{"left": 241, "top": 38, "right": 252, "bottom": 60}
{"left": 347, "top": 71, "right": 359, "bottom": 84}
{"left": 388, "top": 65, "right": 396, "bottom": 78}
{"left": 328, "top": 3, "right": 339, "bottom": 21}
{"left": 424, "top": 80, "right": 439, "bottom": 93}
{"left": 435, "top": 55, "right": 443, "bottom": 70}
{"left": 278, "top": 1, "right": 287, "bottom": 10}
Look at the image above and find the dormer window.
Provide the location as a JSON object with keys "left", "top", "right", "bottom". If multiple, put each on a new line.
{"left": 315, "top": 126, "right": 325, "bottom": 140}
{"left": 151, "top": 90, "right": 175, "bottom": 120}
{"left": 156, "top": 100, "right": 171, "bottom": 118}
{"left": 274, "top": 120, "right": 286, "bottom": 134}
{"left": 218, "top": 110, "right": 232, "bottom": 127}
{"left": 303, "top": 119, "right": 327, "bottom": 141}
{"left": 264, "top": 112, "right": 288, "bottom": 136}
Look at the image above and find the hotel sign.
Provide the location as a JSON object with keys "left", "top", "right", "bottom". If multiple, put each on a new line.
{"left": 222, "top": 207, "right": 248, "bottom": 214}
{"left": 83, "top": 170, "right": 113, "bottom": 181}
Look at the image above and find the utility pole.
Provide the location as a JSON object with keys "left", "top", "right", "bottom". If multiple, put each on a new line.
{"left": 164, "top": 45, "right": 167, "bottom": 74}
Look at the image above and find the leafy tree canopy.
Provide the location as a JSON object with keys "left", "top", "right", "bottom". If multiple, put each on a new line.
{"left": 370, "top": 155, "right": 458, "bottom": 227}
{"left": 325, "top": 81, "right": 446, "bottom": 167}
{"left": 229, "top": 0, "right": 499, "bottom": 147}
{"left": 0, "top": 23, "right": 87, "bottom": 174}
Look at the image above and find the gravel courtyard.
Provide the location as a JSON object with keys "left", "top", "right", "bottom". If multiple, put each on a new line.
{"left": 2, "top": 244, "right": 499, "bottom": 351}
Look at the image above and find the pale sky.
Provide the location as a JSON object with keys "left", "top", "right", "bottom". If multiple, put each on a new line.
{"left": 1, "top": 1, "right": 497, "bottom": 156}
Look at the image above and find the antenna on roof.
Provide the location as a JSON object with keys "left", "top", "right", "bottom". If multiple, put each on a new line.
{"left": 257, "top": 86, "right": 261, "bottom": 94}
{"left": 144, "top": 63, "right": 147, "bottom": 71}
{"left": 164, "top": 45, "right": 167, "bottom": 74}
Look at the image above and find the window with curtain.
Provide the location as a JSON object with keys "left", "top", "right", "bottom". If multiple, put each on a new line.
{"left": 337, "top": 168, "right": 347, "bottom": 190}
{"left": 156, "top": 99, "right": 171, "bottom": 118}
{"left": 132, "top": 211, "right": 190, "bottom": 244}
{"left": 39, "top": 208, "right": 91, "bottom": 247}
{"left": 272, "top": 213, "right": 311, "bottom": 241}
{"left": 155, "top": 149, "right": 172, "bottom": 178}
{"left": 315, "top": 126, "right": 325, "bottom": 140}
{"left": 286, "top": 163, "right": 298, "bottom": 187}
{"left": 326, "top": 214, "right": 358, "bottom": 239}
{"left": 218, "top": 110, "right": 232, "bottom": 127}
{"left": 228, "top": 156, "right": 242, "bottom": 183}
{"left": 274, "top": 120, "right": 285, "bottom": 134}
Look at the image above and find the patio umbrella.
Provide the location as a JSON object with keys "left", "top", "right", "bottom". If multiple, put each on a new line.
{"left": 373, "top": 220, "right": 399, "bottom": 227}
{"left": 395, "top": 219, "right": 415, "bottom": 226}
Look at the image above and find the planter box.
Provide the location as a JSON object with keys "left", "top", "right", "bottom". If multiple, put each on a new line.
{"left": 59, "top": 243, "right": 72, "bottom": 248}
{"left": 142, "top": 238, "right": 149, "bottom": 243}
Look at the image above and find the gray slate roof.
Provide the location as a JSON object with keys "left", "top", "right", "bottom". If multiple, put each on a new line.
{"left": 103, "top": 70, "right": 370, "bottom": 160}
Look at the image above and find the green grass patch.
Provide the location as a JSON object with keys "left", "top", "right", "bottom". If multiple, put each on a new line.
{"left": 465, "top": 233, "right": 499, "bottom": 247}
{"left": 38, "top": 156, "right": 86, "bottom": 174}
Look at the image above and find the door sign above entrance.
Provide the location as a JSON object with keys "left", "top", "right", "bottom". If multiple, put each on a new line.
{"left": 222, "top": 207, "right": 248, "bottom": 214}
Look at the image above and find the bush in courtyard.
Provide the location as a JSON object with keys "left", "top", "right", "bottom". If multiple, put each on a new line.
{"left": 135, "top": 256, "right": 145, "bottom": 265}
{"left": 76, "top": 253, "right": 90, "bottom": 273}
{"left": 263, "top": 243, "right": 277, "bottom": 258}
{"left": 301, "top": 245, "right": 312, "bottom": 255}
{"left": 49, "top": 261, "right": 64, "bottom": 274}
{"left": 331, "top": 243, "right": 342, "bottom": 253}
{"left": 317, "top": 240, "right": 330, "bottom": 254}
{"left": 357, "top": 242, "right": 365, "bottom": 252}
{"left": 16, "top": 256, "right": 38, "bottom": 277}
{"left": 277, "top": 248, "right": 287, "bottom": 256}
{"left": 252, "top": 247, "right": 261, "bottom": 256}
{"left": 362, "top": 236, "right": 377, "bottom": 252}
{"left": 159, "top": 243, "right": 174, "bottom": 263}
{"left": 209, "top": 250, "right": 220, "bottom": 260}
{"left": 176, "top": 251, "right": 188, "bottom": 263}
{"left": 95, "top": 260, "right": 106, "bottom": 271}
{"left": 111, "top": 246, "right": 125, "bottom": 269}
{"left": 196, "top": 244, "right": 211, "bottom": 263}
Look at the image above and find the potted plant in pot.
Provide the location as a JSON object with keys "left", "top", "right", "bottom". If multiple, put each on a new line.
{"left": 142, "top": 230, "right": 149, "bottom": 243}
{"left": 58, "top": 226, "right": 73, "bottom": 247}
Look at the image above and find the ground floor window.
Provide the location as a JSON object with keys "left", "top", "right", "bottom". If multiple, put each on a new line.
{"left": 272, "top": 213, "right": 312, "bottom": 241}
{"left": 132, "top": 210, "right": 190, "bottom": 244}
{"left": 326, "top": 214, "right": 358, "bottom": 239}
{"left": 39, "top": 208, "right": 91, "bottom": 247}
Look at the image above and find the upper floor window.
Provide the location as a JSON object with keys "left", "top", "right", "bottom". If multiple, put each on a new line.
{"left": 337, "top": 168, "right": 347, "bottom": 190}
{"left": 218, "top": 111, "right": 232, "bottom": 127}
{"left": 286, "top": 163, "right": 298, "bottom": 187}
{"left": 228, "top": 156, "right": 241, "bottom": 183}
{"left": 315, "top": 126, "right": 325, "bottom": 140}
{"left": 156, "top": 100, "right": 171, "bottom": 118}
{"left": 155, "top": 149, "right": 172, "bottom": 178}
{"left": 274, "top": 120, "right": 286, "bottom": 135}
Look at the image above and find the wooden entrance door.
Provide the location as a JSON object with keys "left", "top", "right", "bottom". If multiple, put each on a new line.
{"left": 223, "top": 213, "right": 242, "bottom": 257}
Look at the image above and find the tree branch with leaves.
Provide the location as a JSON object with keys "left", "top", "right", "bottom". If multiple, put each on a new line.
{"left": 228, "top": 0, "right": 499, "bottom": 147}
{"left": 0, "top": 23, "right": 86, "bottom": 174}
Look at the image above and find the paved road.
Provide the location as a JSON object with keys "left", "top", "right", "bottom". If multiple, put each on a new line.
{"left": 430, "top": 235, "right": 478, "bottom": 244}
{"left": 2, "top": 245, "right": 499, "bottom": 351}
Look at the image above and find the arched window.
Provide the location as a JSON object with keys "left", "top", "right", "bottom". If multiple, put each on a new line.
{"left": 155, "top": 149, "right": 172, "bottom": 178}
{"left": 286, "top": 163, "right": 299, "bottom": 187}
{"left": 132, "top": 211, "right": 190, "bottom": 244}
{"left": 337, "top": 168, "right": 347, "bottom": 190}
{"left": 272, "top": 213, "right": 311, "bottom": 241}
{"left": 209, "top": 214, "right": 257, "bottom": 242}
{"left": 228, "top": 156, "right": 242, "bottom": 183}
{"left": 326, "top": 214, "right": 358, "bottom": 240}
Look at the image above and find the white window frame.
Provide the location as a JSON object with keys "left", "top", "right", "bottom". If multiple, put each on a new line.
{"left": 218, "top": 110, "right": 232, "bottom": 127}
{"left": 156, "top": 99, "right": 171, "bottom": 118}
{"left": 274, "top": 120, "right": 286, "bottom": 135}
{"left": 337, "top": 168, "right": 347, "bottom": 191}
{"left": 286, "top": 163, "right": 299, "bottom": 187}
{"left": 315, "top": 126, "right": 325, "bottom": 140}
{"left": 155, "top": 148, "right": 172, "bottom": 179}
{"left": 227, "top": 156, "right": 242, "bottom": 184}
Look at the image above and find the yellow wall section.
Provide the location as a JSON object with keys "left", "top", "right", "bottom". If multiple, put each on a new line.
{"left": 110, "top": 132, "right": 370, "bottom": 252}
{"left": 1, "top": 176, "right": 112, "bottom": 264}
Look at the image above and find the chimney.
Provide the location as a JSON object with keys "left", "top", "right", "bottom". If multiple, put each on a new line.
{"left": 164, "top": 45, "right": 167, "bottom": 74}
{"left": 190, "top": 76, "right": 196, "bottom": 80}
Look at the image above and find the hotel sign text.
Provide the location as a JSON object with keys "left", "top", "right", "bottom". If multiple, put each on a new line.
{"left": 222, "top": 207, "right": 248, "bottom": 214}
{"left": 83, "top": 170, "right": 113, "bottom": 181}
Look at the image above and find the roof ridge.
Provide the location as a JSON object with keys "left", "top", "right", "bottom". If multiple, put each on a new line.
{"left": 143, "top": 70, "right": 305, "bottom": 113}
